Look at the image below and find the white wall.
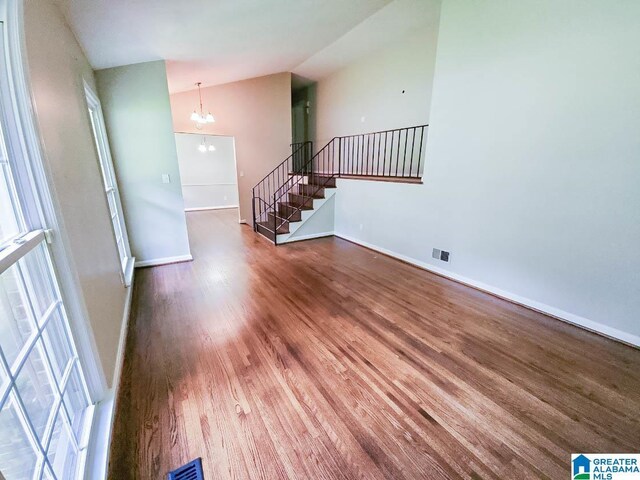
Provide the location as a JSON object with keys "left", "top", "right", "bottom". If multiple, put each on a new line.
{"left": 175, "top": 133, "right": 239, "bottom": 210}
{"left": 24, "top": 0, "right": 129, "bottom": 386}
{"left": 315, "top": 26, "right": 438, "bottom": 145}
{"left": 287, "top": 195, "right": 336, "bottom": 241}
{"left": 323, "top": 0, "right": 640, "bottom": 344}
{"left": 95, "top": 61, "right": 192, "bottom": 266}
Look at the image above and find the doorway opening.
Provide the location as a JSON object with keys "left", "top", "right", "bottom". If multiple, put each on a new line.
{"left": 174, "top": 133, "right": 240, "bottom": 223}
{"left": 291, "top": 75, "right": 317, "bottom": 172}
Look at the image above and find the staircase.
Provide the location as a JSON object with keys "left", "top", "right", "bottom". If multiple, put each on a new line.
{"left": 252, "top": 125, "right": 427, "bottom": 245}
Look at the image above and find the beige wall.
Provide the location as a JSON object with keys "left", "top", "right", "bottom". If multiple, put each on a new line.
{"left": 170, "top": 73, "right": 292, "bottom": 225}
{"left": 24, "top": 0, "right": 128, "bottom": 386}
{"left": 95, "top": 61, "right": 191, "bottom": 265}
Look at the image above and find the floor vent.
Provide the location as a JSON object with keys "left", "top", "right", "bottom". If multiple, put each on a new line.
{"left": 168, "top": 458, "right": 204, "bottom": 480}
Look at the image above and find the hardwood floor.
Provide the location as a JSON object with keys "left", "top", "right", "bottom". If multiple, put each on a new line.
{"left": 108, "top": 209, "right": 640, "bottom": 480}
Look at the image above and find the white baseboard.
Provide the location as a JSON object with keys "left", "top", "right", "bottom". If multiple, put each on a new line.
{"left": 83, "top": 271, "right": 135, "bottom": 480}
{"left": 282, "top": 231, "right": 335, "bottom": 243}
{"left": 83, "top": 391, "right": 115, "bottom": 480}
{"left": 185, "top": 205, "right": 238, "bottom": 212}
{"left": 335, "top": 232, "right": 640, "bottom": 348}
{"left": 135, "top": 254, "right": 193, "bottom": 268}
{"left": 112, "top": 275, "right": 134, "bottom": 393}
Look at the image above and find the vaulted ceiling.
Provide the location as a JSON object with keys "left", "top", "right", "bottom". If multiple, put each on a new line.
{"left": 54, "top": 0, "right": 396, "bottom": 92}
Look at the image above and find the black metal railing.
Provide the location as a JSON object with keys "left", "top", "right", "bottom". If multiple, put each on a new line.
{"left": 252, "top": 141, "right": 312, "bottom": 232}
{"left": 290, "top": 142, "right": 311, "bottom": 174}
{"left": 337, "top": 125, "right": 427, "bottom": 178}
{"left": 252, "top": 125, "right": 427, "bottom": 243}
{"left": 271, "top": 140, "right": 339, "bottom": 238}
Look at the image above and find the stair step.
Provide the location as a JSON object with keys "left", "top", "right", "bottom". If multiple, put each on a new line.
{"left": 307, "top": 175, "right": 336, "bottom": 188}
{"left": 297, "top": 184, "right": 325, "bottom": 198}
{"left": 277, "top": 202, "right": 304, "bottom": 220}
{"left": 268, "top": 212, "right": 298, "bottom": 226}
{"left": 257, "top": 219, "right": 289, "bottom": 235}
{"left": 288, "top": 193, "right": 316, "bottom": 209}
{"left": 255, "top": 223, "right": 275, "bottom": 242}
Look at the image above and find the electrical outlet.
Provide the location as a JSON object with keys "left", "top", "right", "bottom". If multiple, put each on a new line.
{"left": 359, "top": 223, "right": 363, "bottom": 231}
{"left": 432, "top": 248, "right": 441, "bottom": 260}
{"left": 161, "top": 174, "right": 170, "bottom": 184}
{"left": 440, "top": 250, "right": 450, "bottom": 262}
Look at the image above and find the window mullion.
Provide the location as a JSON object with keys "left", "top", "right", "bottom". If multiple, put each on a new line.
{"left": 7, "top": 299, "right": 60, "bottom": 373}
{"left": 41, "top": 242, "right": 92, "bottom": 405}
{"left": 15, "top": 257, "right": 66, "bottom": 446}
{"left": 11, "top": 388, "right": 49, "bottom": 467}
{"left": 0, "top": 341, "right": 48, "bottom": 470}
{"left": 42, "top": 400, "right": 63, "bottom": 454}
{"left": 0, "top": 343, "right": 14, "bottom": 406}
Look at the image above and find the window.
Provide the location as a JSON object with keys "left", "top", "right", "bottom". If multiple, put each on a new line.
{"left": 0, "top": 21, "right": 92, "bottom": 480}
{"left": 84, "top": 83, "right": 133, "bottom": 286}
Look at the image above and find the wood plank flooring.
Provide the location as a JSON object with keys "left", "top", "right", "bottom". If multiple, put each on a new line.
{"left": 108, "top": 209, "right": 640, "bottom": 479}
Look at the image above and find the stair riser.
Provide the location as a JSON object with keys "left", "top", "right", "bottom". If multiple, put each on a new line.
{"left": 277, "top": 209, "right": 302, "bottom": 221}
{"left": 277, "top": 204, "right": 302, "bottom": 220}
{"left": 297, "top": 185, "right": 325, "bottom": 197}
{"left": 288, "top": 193, "right": 315, "bottom": 208}
{"left": 307, "top": 176, "right": 336, "bottom": 188}
{"left": 267, "top": 213, "right": 295, "bottom": 229}
{"left": 256, "top": 224, "right": 275, "bottom": 242}
{"left": 258, "top": 221, "right": 289, "bottom": 234}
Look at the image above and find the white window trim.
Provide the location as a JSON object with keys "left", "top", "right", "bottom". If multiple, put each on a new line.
{"left": 0, "top": 0, "right": 107, "bottom": 403}
{"left": 83, "top": 81, "right": 134, "bottom": 287}
{"left": 0, "top": 234, "right": 90, "bottom": 479}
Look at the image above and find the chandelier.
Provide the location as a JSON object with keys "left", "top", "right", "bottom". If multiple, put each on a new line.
{"left": 198, "top": 137, "right": 216, "bottom": 153}
{"left": 190, "top": 82, "right": 215, "bottom": 128}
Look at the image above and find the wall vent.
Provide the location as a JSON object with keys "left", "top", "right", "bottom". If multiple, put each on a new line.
{"left": 432, "top": 248, "right": 450, "bottom": 262}
{"left": 168, "top": 458, "right": 204, "bottom": 480}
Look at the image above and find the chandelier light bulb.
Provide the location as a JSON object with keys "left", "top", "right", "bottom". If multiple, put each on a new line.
{"left": 198, "top": 143, "right": 206, "bottom": 153}
{"left": 208, "top": 144, "right": 216, "bottom": 152}
{"left": 190, "top": 82, "right": 216, "bottom": 126}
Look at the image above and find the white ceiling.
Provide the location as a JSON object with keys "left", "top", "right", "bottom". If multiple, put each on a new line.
{"left": 54, "top": 0, "right": 395, "bottom": 92}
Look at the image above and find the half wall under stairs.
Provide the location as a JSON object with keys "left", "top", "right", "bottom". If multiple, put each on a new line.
{"left": 253, "top": 125, "right": 427, "bottom": 245}
{"left": 256, "top": 174, "right": 336, "bottom": 244}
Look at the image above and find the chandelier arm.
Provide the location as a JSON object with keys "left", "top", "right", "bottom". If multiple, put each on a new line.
{"left": 197, "top": 82, "right": 204, "bottom": 115}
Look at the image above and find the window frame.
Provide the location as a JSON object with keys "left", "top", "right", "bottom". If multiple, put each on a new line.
{"left": 83, "top": 81, "right": 133, "bottom": 287}
{"left": 0, "top": 0, "right": 107, "bottom": 404}
{"left": 0, "top": 3, "right": 103, "bottom": 476}
{"left": 0, "top": 242, "right": 89, "bottom": 480}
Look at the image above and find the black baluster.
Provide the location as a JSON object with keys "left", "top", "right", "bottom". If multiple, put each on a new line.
{"left": 401, "top": 128, "right": 409, "bottom": 177}
{"left": 418, "top": 126, "right": 425, "bottom": 177}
